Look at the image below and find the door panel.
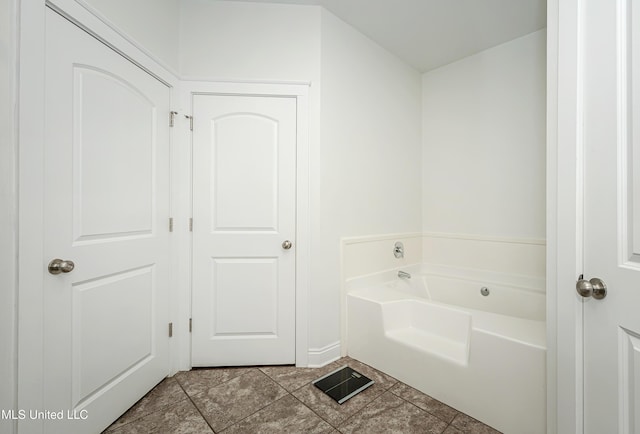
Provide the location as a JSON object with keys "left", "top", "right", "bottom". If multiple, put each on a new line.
{"left": 212, "top": 114, "right": 279, "bottom": 231}
{"left": 73, "top": 266, "right": 155, "bottom": 405}
{"left": 212, "top": 258, "right": 279, "bottom": 335}
{"left": 583, "top": 0, "right": 640, "bottom": 432}
{"left": 42, "top": 9, "right": 170, "bottom": 433}
{"left": 73, "top": 66, "right": 155, "bottom": 241}
{"left": 192, "top": 94, "right": 296, "bottom": 367}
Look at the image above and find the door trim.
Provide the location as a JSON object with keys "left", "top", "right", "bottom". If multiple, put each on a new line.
{"left": 179, "top": 81, "right": 311, "bottom": 368}
{"left": 17, "top": 2, "right": 180, "bottom": 432}
{"left": 549, "top": 0, "right": 584, "bottom": 433}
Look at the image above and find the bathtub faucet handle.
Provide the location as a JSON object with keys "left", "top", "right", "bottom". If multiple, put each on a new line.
{"left": 394, "top": 242, "right": 404, "bottom": 258}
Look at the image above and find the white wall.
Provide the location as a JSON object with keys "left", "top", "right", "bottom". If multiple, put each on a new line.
{"left": 422, "top": 30, "right": 546, "bottom": 240}
{"left": 179, "top": 0, "right": 320, "bottom": 82}
{"left": 318, "top": 10, "right": 422, "bottom": 356}
{"left": 178, "top": 2, "right": 422, "bottom": 360}
{"left": 0, "top": 0, "right": 16, "bottom": 430}
{"left": 82, "top": 0, "right": 180, "bottom": 72}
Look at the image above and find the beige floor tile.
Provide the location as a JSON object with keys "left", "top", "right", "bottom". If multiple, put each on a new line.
{"left": 104, "top": 377, "right": 188, "bottom": 432}
{"left": 190, "top": 369, "right": 288, "bottom": 432}
{"left": 106, "top": 358, "right": 511, "bottom": 434}
{"left": 450, "top": 413, "right": 502, "bottom": 434}
{"left": 175, "top": 366, "right": 254, "bottom": 397}
{"left": 259, "top": 359, "right": 343, "bottom": 392}
{"left": 104, "top": 399, "right": 213, "bottom": 434}
{"left": 292, "top": 380, "right": 386, "bottom": 427}
{"left": 222, "top": 394, "right": 333, "bottom": 434}
{"left": 390, "top": 382, "right": 459, "bottom": 423}
{"left": 337, "top": 391, "right": 448, "bottom": 434}
{"left": 342, "top": 357, "right": 398, "bottom": 390}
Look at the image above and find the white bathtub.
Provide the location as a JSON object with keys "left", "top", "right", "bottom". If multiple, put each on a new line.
{"left": 347, "top": 271, "right": 546, "bottom": 434}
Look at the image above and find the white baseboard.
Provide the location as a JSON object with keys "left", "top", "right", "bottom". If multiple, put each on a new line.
{"left": 307, "top": 341, "right": 341, "bottom": 367}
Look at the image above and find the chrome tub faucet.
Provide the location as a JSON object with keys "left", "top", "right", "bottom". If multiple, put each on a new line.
{"left": 398, "top": 270, "right": 411, "bottom": 279}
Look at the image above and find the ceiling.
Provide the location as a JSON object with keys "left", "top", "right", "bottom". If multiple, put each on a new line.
{"left": 221, "top": 0, "right": 547, "bottom": 72}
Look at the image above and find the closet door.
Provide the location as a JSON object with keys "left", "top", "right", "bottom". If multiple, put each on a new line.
{"left": 41, "top": 9, "right": 170, "bottom": 433}
{"left": 191, "top": 94, "right": 297, "bottom": 366}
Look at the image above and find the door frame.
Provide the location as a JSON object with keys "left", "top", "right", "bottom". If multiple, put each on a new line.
{"left": 178, "top": 81, "right": 311, "bottom": 369}
{"left": 17, "top": 1, "right": 180, "bottom": 431}
{"left": 548, "top": 0, "right": 586, "bottom": 433}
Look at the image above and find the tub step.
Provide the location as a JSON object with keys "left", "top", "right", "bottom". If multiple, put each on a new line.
{"left": 312, "top": 366, "right": 374, "bottom": 404}
{"left": 386, "top": 327, "right": 469, "bottom": 365}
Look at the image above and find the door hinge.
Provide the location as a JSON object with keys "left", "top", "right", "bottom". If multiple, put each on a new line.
{"left": 185, "top": 115, "right": 193, "bottom": 131}
{"left": 189, "top": 218, "right": 193, "bottom": 232}
{"left": 169, "top": 217, "right": 174, "bottom": 232}
{"left": 189, "top": 318, "right": 192, "bottom": 333}
{"left": 169, "top": 322, "right": 173, "bottom": 337}
{"left": 169, "top": 111, "right": 178, "bottom": 127}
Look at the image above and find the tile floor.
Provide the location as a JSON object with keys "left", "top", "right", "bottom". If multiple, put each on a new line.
{"left": 104, "top": 357, "right": 501, "bottom": 434}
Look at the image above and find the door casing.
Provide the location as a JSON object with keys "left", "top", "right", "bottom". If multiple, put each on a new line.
{"left": 178, "top": 81, "right": 311, "bottom": 369}
{"left": 548, "top": 0, "right": 588, "bottom": 433}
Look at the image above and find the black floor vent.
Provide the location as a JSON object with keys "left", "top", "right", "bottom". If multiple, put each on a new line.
{"left": 312, "top": 366, "right": 374, "bottom": 404}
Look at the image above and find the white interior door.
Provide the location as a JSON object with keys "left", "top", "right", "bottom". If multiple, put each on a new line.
{"left": 583, "top": 0, "right": 640, "bottom": 432}
{"left": 42, "top": 9, "right": 170, "bottom": 433}
{"left": 191, "top": 94, "right": 297, "bottom": 367}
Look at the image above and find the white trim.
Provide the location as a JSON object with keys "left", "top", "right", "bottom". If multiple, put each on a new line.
{"left": 180, "top": 80, "right": 311, "bottom": 368}
{"left": 422, "top": 231, "right": 546, "bottom": 246}
{"left": 546, "top": 1, "right": 559, "bottom": 432}
{"left": 17, "top": 1, "right": 47, "bottom": 431}
{"left": 173, "top": 83, "right": 194, "bottom": 373}
{"left": 341, "top": 232, "right": 423, "bottom": 245}
{"left": 180, "top": 76, "right": 312, "bottom": 87}
{"left": 1, "top": 0, "right": 19, "bottom": 432}
{"left": 552, "top": 0, "right": 584, "bottom": 432}
{"left": 53, "top": 0, "right": 179, "bottom": 77}
{"left": 307, "top": 342, "right": 341, "bottom": 368}
{"left": 616, "top": 0, "right": 640, "bottom": 272}
{"left": 44, "top": 0, "right": 177, "bottom": 85}
{"left": 181, "top": 80, "right": 311, "bottom": 97}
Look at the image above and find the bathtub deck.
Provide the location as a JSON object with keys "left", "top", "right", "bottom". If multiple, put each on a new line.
{"left": 386, "top": 327, "right": 470, "bottom": 365}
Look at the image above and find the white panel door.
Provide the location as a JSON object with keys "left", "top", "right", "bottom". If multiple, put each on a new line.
{"left": 582, "top": 0, "right": 640, "bottom": 432}
{"left": 42, "top": 9, "right": 170, "bottom": 433}
{"left": 191, "top": 94, "right": 296, "bottom": 366}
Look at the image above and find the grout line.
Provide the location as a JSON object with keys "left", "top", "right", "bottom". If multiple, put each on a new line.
{"left": 400, "top": 395, "right": 451, "bottom": 432}
{"left": 182, "top": 368, "right": 292, "bottom": 433}
{"left": 220, "top": 392, "right": 293, "bottom": 433}
{"left": 175, "top": 376, "right": 217, "bottom": 433}
{"left": 289, "top": 390, "right": 339, "bottom": 429}
{"left": 334, "top": 388, "right": 389, "bottom": 430}
{"left": 104, "top": 396, "right": 192, "bottom": 433}
{"left": 103, "top": 378, "right": 190, "bottom": 432}
{"left": 390, "top": 386, "right": 460, "bottom": 426}
{"left": 220, "top": 372, "right": 293, "bottom": 431}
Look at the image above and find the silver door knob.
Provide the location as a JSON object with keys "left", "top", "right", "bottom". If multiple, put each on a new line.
{"left": 282, "top": 240, "right": 292, "bottom": 250}
{"left": 576, "top": 277, "right": 607, "bottom": 300}
{"left": 48, "top": 258, "right": 75, "bottom": 275}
